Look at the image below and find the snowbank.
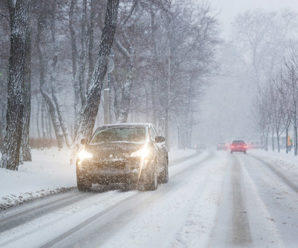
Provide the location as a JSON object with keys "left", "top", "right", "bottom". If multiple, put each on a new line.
{"left": 0, "top": 148, "right": 196, "bottom": 210}
{"left": 0, "top": 148, "right": 76, "bottom": 209}
{"left": 250, "top": 150, "right": 298, "bottom": 188}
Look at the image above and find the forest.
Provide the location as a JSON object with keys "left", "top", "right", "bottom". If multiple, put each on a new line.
{"left": 0, "top": 0, "right": 219, "bottom": 170}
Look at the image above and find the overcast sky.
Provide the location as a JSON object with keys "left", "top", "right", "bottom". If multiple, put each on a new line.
{"left": 193, "top": 0, "right": 298, "bottom": 144}
{"left": 207, "top": 0, "right": 298, "bottom": 36}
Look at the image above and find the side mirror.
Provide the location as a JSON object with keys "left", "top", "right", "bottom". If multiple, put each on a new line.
{"left": 155, "top": 136, "right": 165, "bottom": 143}
{"left": 81, "top": 138, "right": 87, "bottom": 145}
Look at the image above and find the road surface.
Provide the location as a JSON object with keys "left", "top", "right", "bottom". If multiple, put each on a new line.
{"left": 0, "top": 151, "right": 297, "bottom": 248}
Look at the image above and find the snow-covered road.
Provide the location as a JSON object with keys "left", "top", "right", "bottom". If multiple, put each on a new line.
{"left": 0, "top": 151, "right": 297, "bottom": 248}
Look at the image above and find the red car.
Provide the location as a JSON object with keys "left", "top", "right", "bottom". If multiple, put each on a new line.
{"left": 230, "top": 140, "right": 247, "bottom": 154}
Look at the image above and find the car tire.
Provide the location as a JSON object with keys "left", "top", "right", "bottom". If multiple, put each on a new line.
{"left": 76, "top": 167, "right": 92, "bottom": 192}
{"left": 159, "top": 157, "right": 169, "bottom": 184}
{"left": 77, "top": 177, "right": 92, "bottom": 191}
{"left": 143, "top": 164, "right": 158, "bottom": 191}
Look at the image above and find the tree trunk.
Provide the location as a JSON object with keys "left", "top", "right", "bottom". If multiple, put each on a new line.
{"left": 271, "top": 132, "right": 275, "bottom": 152}
{"left": 41, "top": 100, "right": 46, "bottom": 139}
{"left": 37, "top": 17, "right": 64, "bottom": 149}
{"left": 87, "top": 0, "right": 95, "bottom": 91}
{"left": 77, "top": 0, "right": 120, "bottom": 140}
{"left": 112, "top": 75, "right": 121, "bottom": 120}
{"left": 78, "top": 0, "right": 87, "bottom": 108}
{"left": 115, "top": 39, "right": 134, "bottom": 123}
{"left": 150, "top": 8, "right": 158, "bottom": 125}
{"left": 165, "top": 26, "right": 172, "bottom": 148}
{"left": 52, "top": 90, "right": 71, "bottom": 147}
{"left": 276, "top": 130, "right": 280, "bottom": 153}
{"left": 0, "top": 83, "right": 6, "bottom": 143}
{"left": 47, "top": 109, "right": 53, "bottom": 139}
{"left": 21, "top": 18, "right": 32, "bottom": 162}
{"left": 36, "top": 99, "right": 41, "bottom": 139}
{"left": 49, "top": 8, "right": 71, "bottom": 147}
{"left": 1, "top": 0, "right": 31, "bottom": 170}
{"left": 286, "top": 127, "right": 289, "bottom": 154}
{"left": 69, "top": 0, "right": 80, "bottom": 139}
{"left": 40, "top": 90, "right": 64, "bottom": 149}
{"left": 294, "top": 124, "right": 298, "bottom": 156}
{"left": 265, "top": 132, "right": 268, "bottom": 151}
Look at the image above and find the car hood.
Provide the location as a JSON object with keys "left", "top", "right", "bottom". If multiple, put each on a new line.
{"left": 86, "top": 141, "right": 145, "bottom": 160}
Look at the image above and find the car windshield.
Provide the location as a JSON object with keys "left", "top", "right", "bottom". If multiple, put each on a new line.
{"left": 232, "top": 140, "right": 245, "bottom": 144}
{"left": 90, "top": 127, "right": 146, "bottom": 144}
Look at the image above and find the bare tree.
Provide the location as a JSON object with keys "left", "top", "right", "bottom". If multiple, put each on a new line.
{"left": 114, "top": 0, "right": 138, "bottom": 123}
{"left": 284, "top": 48, "right": 298, "bottom": 155}
{"left": 1, "top": 0, "right": 31, "bottom": 170}
{"left": 20, "top": 9, "right": 32, "bottom": 162}
{"left": 36, "top": 1, "right": 65, "bottom": 149}
{"left": 77, "top": 0, "right": 120, "bottom": 140}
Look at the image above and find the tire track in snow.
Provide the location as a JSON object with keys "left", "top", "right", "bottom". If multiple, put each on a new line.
{"left": 0, "top": 190, "right": 138, "bottom": 248}
{"left": 248, "top": 154, "right": 298, "bottom": 193}
{"left": 0, "top": 192, "right": 90, "bottom": 233}
{"left": 0, "top": 185, "right": 130, "bottom": 233}
{"left": 39, "top": 193, "right": 143, "bottom": 248}
{"left": 171, "top": 152, "right": 228, "bottom": 248}
{"left": 208, "top": 154, "right": 252, "bottom": 247}
{"left": 231, "top": 156, "right": 252, "bottom": 245}
{"left": 239, "top": 154, "right": 296, "bottom": 247}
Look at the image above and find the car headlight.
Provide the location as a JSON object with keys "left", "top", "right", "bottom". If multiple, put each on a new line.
{"left": 78, "top": 150, "right": 93, "bottom": 161}
{"left": 131, "top": 146, "right": 151, "bottom": 158}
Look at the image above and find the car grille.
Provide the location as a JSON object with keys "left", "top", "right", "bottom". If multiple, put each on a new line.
{"left": 93, "top": 152, "right": 130, "bottom": 160}
{"left": 94, "top": 160, "right": 126, "bottom": 169}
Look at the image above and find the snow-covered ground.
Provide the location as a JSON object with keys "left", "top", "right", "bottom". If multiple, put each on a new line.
{"left": 0, "top": 148, "right": 196, "bottom": 209}
{"left": 0, "top": 148, "right": 76, "bottom": 209}
{"left": 0, "top": 149, "right": 297, "bottom": 248}
{"left": 249, "top": 149, "right": 298, "bottom": 190}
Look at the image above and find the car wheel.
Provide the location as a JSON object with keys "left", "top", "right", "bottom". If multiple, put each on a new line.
{"left": 77, "top": 177, "right": 92, "bottom": 191}
{"left": 159, "top": 157, "right": 169, "bottom": 184}
{"left": 76, "top": 168, "right": 92, "bottom": 192}
{"left": 143, "top": 164, "right": 158, "bottom": 191}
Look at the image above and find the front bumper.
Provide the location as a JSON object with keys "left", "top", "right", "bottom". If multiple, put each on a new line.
{"left": 231, "top": 149, "right": 246, "bottom": 152}
{"left": 77, "top": 159, "right": 152, "bottom": 184}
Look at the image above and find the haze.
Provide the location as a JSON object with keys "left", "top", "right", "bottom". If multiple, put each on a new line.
{"left": 1, "top": 1, "right": 298, "bottom": 247}
{"left": 196, "top": 0, "right": 298, "bottom": 146}
{"left": 210, "top": 0, "right": 298, "bottom": 33}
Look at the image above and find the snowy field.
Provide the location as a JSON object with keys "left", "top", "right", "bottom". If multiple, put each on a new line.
{"left": 0, "top": 148, "right": 196, "bottom": 209}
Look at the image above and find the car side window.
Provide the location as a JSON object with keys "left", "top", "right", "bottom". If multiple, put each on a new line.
{"left": 149, "top": 127, "right": 157, "bottom": 141}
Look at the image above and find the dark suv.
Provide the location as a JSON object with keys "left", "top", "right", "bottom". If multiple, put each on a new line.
{"left": 230, "top": 140, "right": 247, "bottom": 154}
{"left": 76, "top": 123, "right": 168, "bottom": 191}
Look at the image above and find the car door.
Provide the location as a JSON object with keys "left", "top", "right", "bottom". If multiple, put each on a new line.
{"left": 149, "top": 126, "right": 167, "bottom": 173}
